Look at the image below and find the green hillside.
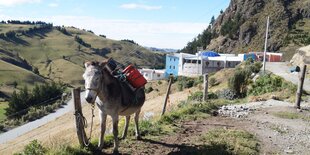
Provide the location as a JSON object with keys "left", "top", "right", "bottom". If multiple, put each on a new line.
{"left": 0, "top": 23, "right": 165, "bottom": 97}
{"left": 0, "top": 60, "right": 46, "bottom": 97}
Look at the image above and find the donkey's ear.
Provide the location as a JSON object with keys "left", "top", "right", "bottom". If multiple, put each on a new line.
{"left": 84, "top": 61, "right": 91, "bottom": 68}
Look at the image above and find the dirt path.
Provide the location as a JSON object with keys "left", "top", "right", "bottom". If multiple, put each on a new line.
{"left": 106, "top": 99, "right": 310, "bottom": 155}
{"left": 0, "top": 87, "right": 198, "bottom": 154}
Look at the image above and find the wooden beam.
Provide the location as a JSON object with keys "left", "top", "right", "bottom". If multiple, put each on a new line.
{"left": 295, "top": 65, "right": 307, "bottom": 109}
{"left": 72, "top": 87, "right": 87, "bottom": 147}
{"left": 161, "top": 76, "right": 173, "bottom": 116}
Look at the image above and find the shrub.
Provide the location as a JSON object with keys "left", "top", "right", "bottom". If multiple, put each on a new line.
{"left": 228, "top": 69, "right": 251, "bottom": 97}
{"left": 22, "top": 140, "right": 46, "bottom": 155}
{"left": 209, "top": 77, "right": 217, "bottom": 87}
{"left": 251, "top": 62, "right": 262, "bottom": 73}
{"left": 188, "top": 91, "right": 203, "bottom": 101}
{"left": 157, "top": 80, "right": 162, "bottom": 85}
{"left": 145, "top": 87, "right": 153, "bottom": 94}
{"left": 248, "top": 74, "right": 296, "bottom": 96}
{"left": 208, "top": 92, "right": 218, "bottom": 99}
{"left": 177, "top": 76, "right": 195, "bottom": 91}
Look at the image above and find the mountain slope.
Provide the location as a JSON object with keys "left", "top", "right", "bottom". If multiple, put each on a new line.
{"left": 0, "top": 60, "right": 46, "bottom": 98}
{"left": 182, "top": 0, "right": 310, "bottom": 60}
{"left": 0, "top": 23, "right": 164, "bottom": 93}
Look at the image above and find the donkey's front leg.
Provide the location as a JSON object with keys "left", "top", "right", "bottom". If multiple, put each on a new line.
{"left": 121, "top": 116, "right": 130, "bottom": 139}
{"left": 134, "top": 109, "right": 141, "bottom": 140}
{"left": 98, "top": 110, "right": 107, "bottom": 150}
{"left": 112, "top": 115, "right": 119, "bottom": 154}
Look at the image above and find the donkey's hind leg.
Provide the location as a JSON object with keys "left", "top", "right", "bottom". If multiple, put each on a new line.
{"left": 111, "top": 114, "right": 119, "bottom": 154}
{"left": 134, "top": 109, "right": 141, "bottom": 140}
{"left": 121, "top": 116, "right": 130, "bottom": 139}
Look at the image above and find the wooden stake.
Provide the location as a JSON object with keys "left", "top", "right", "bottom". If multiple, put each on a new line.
{"left": 295, "top": 65, "right": 307, "bottom": 109}
{"left": 72, "top": 87, "right": 87, "bottom": 146}
{"left": 161, "top": 76, "right": 173, "bottom": 116}
{"left": 203, "top": 74, "right": 208, "bottom": 101}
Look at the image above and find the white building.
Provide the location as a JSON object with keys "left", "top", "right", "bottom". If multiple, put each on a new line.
{"left": 139, "top": 69, "right": 166, "bottom": 81}
{"left": 177, "top": 51, "right": 243, "bottom": 77}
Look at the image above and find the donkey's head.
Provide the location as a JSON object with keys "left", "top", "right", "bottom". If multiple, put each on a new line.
{"left": 83, "top": 61, "right": 104, "bottom": 103}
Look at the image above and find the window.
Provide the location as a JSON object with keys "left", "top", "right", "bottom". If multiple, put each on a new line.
{"left": 228, "top": 62, "right": 231, "bottom": 67}
{"left": 145, "top": 74, "right": 148, "bottom": 77}
{"left": 157, "top": 74, "right": 160, "bottom": 77}
{"left": 217, "top": 62, "right": 221, "bottom": 67}
{"left": 170, "top": 58, "right": 172, "bottom": 61}
{"left": 192, "top": 60, "right": 197, "bottom": 63}
{"left": 173, "top": 66, "right": 175, "bottom": 69}
{"left": 205, "top": 61, "right": 209, "bottom": 66}
{"left": 169, "top": 66, "right": 172, "bottom": 69}
{"left": 174, "top": 58, "right": 176, "bottom": 61}
{"left": 198, "top": 60, "right": 201, "bottom": 64}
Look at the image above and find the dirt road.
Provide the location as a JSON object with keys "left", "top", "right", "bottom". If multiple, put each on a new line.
{"left": 266, "top": 62, "right": 310, "bottom": 91}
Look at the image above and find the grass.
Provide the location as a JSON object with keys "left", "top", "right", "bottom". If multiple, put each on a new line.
{"left": 0, "top": 101, "right": 8, "bottom": 121}
{"left": 201, "top": 129, "right": 260, "bottom": 155}
{"left": 273, "top": 111, "right": 310, "bottom": 121}
{"left": 0, "top": 60, "right": 46, "bottom": 96}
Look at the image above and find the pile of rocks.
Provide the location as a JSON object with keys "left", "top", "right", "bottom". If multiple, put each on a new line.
{"left": 218, "top": 105, "right": 254, "bottom": 118}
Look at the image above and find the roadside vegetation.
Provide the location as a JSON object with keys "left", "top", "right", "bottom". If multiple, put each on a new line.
{"left": 0, "top": 82, "right": 66, "bottom": 133}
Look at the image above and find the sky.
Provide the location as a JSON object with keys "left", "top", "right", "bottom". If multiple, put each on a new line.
{"left": 0, "top": 0, "right": 230, "bottom": 49}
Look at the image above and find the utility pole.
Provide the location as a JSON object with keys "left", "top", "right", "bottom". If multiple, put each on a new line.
{"left": 263, "top": 16, "right": 270, "bottom": 74}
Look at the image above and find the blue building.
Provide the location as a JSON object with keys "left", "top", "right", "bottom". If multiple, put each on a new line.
{"left": 165, "top": 54, "right": 179, "bottom": 77}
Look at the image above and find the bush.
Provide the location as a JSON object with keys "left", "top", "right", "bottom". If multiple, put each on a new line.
{"left": 209, "top": 77, "right": 217, "bottom": 87}
{"left": 145, "top": 87, "right": 153, "bottom": 94}
{"left": 188, "top": 91, "right": 203, "bottom": 102}
{"left": 208, "top": 92, "right": 218, "bottom": 99}
{"left": 248, "top": 74, "right": 296, "bottom": 96}
{"left": 177, "top": 76, "right": 195, "bottom": 91}
{"left": 157, "top": 80, "right": 162, "bottom": 85}
{"left": 22, "top": 140, "right": 46, "bottom": 155}
{"left": 251, "top": 62, "right": 262, "bottom": 73}
{"left": 228, "top": 69, "right": 251, "bottom": 97}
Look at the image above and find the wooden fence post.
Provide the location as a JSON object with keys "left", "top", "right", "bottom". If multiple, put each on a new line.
{"left": 72, "top": 87, "right": 87, "bottom": 146}
{"left": 161, "top": 76, "right": 173, "bottom": 116}
{"left": 295, "top": 65, "right": 307, "bottom": 109}
{"left": 203, "top": 74, "right": 208, "bottom": 101}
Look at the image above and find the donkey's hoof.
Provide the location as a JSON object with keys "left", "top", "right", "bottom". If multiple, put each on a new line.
{"left": 113, "top": 149, "right": 119, "bottom": 155}
{"left": 136, "top": 135, "right": 142, "bottom": 140}
{"left": 97, "top": 144, "right": 104, "bottom": 150}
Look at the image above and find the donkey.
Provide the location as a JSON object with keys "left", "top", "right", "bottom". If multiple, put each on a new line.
{"left": 83, "top": 61, "right": 145, "bottom": 153}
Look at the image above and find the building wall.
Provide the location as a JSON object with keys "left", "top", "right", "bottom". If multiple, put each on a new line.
{"left": 165, "top": 55, "right": 179, "bottom": 77}
{"left": 180, "top": 59, "right": 241, "bottom": 76}
{"left": 141, "top": 70, "right": 166, "bottom": 81}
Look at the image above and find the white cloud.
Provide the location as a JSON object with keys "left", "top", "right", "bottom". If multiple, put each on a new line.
{"left": 48, "top": 3, "right": 58, "bottom": 8}
{"left": 1, "top": 15, "right": 207, "bottom": 49}
{"left": 50, "top": 16, "right": 206, "bottom": 49}
{"left": 120, "top": 3, "right": 162, "bottom": 11}
{"left": 0, "top": 0, "right": 41, "bottom": 7}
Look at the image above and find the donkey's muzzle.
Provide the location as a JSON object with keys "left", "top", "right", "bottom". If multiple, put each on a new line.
{"left": 86, "top": 96, "right": 93, "bottom": 103}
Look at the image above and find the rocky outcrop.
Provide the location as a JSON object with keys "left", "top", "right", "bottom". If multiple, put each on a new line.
{"left": 207, "top": 0, "right": 310, "bottom": 55}
{"left": 290, "top": 45, "right": 310, "bottom": 66}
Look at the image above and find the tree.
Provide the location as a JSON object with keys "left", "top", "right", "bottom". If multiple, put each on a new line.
{"left": 210, "top": 16, "right": 215, "bottom": 25}
{"left": 33, "top": 67, "right": 40, "bottom": 75}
